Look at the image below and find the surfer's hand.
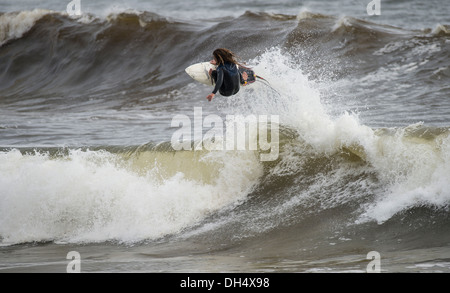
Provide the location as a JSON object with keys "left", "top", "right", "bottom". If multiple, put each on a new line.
{"left": 207, "top": 93, "right": 215, "bottom": 102}
{"left": 242, "top": 71, "right": 248, "bottom": 81}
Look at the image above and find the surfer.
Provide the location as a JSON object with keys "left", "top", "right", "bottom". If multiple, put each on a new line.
{"left": 206, "top": 48, "right": 248, "bottom": 102}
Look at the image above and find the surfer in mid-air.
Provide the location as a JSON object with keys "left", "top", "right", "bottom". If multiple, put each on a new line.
{"left": 206, "top": 48, "right": 248, "bottom": 102}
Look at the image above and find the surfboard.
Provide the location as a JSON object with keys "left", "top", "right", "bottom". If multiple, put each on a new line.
{"left": 185, "top": 62, "right": 257, "bottom": 86}
{"left": 185, "top": 62, "right": 217, "bottom": 86}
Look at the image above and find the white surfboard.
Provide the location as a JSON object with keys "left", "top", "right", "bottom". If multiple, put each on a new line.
{"left": 185, "top": 62, "right": 259, "bottom": 87}
{"left": 185, "top": 62, "right": 217, "bottom": 86}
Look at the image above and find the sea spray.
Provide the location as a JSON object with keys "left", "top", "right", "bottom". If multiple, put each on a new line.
{"left": 0, "top": 148, "right": 263, "bottom": 245}
{"left": 219, "top": 48, "right": 450, "bottom": 225}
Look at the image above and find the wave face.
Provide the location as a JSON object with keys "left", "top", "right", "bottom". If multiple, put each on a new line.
{"left": 1, "top": 3, "right": 450, "bottom": 272}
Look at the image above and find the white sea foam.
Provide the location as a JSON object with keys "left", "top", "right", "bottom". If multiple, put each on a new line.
{"left": 0, "top": 148, "right": 262, "bottom": 245}
{"left": 432, "top": 24, "right": 450, "bottom": 35}
{"left": 229, "top": 48, "right": 450, "bottom": 224}
{"left": 359, "top": 130, "right": 450, "bottom": 223}
{"left": 0, "top": 9, "right": 52, "bottom": 46}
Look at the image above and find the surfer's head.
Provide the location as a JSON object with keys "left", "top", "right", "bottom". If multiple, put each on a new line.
{"left": 212, "top": 48, "right": 238, "bottom": 66}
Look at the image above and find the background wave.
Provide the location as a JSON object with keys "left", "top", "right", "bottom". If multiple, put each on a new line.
{"left": 1, "top": 10, "right": 449, "bottom": 103}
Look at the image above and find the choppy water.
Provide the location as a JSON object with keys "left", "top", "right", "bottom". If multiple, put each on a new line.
{"left": 1, "top": 0, "right": 450, "bottom": 273}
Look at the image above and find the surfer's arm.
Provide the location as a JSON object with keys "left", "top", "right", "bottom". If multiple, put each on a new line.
{"left": 212, "top": 68, "right": 224, "bottom": 95}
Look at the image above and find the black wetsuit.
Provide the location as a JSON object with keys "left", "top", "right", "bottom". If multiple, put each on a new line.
{"left": 211, "top": 62, "right": 245, "bottom": 96}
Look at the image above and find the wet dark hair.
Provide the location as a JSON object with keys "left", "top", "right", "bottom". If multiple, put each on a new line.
{"left": 212, "top": 48, "right": 239, "bottom": 66}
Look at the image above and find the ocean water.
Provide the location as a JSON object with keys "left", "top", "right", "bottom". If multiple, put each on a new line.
{"left": 1, "top": 0, "right": 450, "bottom": 273}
